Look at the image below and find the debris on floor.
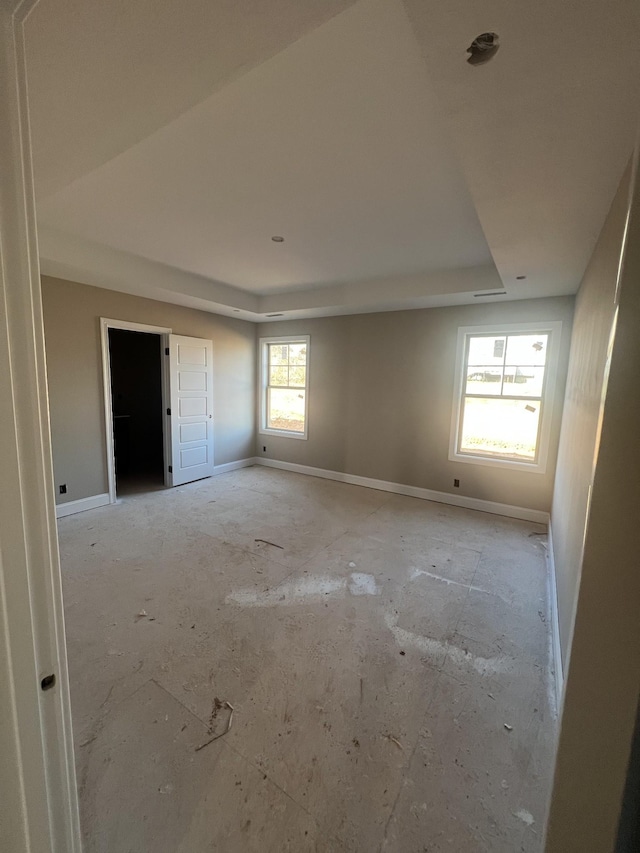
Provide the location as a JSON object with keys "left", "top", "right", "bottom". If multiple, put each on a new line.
{"left": 208, "top": 696, "right": 224, "bottom": 730}
{"left": 60, "top": 466, "right": 556, "bottom": 850}
{"left": 196, "top": 701, "right": 234, "bottom": 752}
{"left": 254, "top": 538, "right": 284, "bottom": 550}
{"left": 514, "top": 809, "right": 535, "bottom": 826}
{"left": 134, "top": 609, "right": 155, "bottom": 622}
{"left": 99, "top": 685, "right": 114, "bottom": 709}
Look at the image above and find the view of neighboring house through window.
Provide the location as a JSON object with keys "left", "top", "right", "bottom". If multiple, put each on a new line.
{"left": 450, "top": 323, "right": 561, "bottom": 472}
{"left": 260, "top": 336, "right": 309, "bottom": 438}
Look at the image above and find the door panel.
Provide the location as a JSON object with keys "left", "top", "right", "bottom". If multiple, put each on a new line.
{"left": 180, "top": 422, "right": 206, "bottom": 443}
{"left": 168, "top": 334, "right": 214, "bottom": 486}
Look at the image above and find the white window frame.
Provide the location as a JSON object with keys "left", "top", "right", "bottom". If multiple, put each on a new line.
{"left": 449, "top": 321, "right": 563, "bottom": 473}
{"left": 259, "top": 335, "right": 310, "bottom": 440}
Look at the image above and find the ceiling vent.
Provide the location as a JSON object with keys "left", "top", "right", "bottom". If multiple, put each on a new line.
{"left": 467, "top": 32, "right": 500, "bottom": 65}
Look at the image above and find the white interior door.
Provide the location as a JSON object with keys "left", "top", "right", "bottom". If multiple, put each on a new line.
{"left": 168, "top": 334, "right": 214, "bottom": 486}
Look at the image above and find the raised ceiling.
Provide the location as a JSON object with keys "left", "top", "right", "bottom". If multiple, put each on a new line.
{"left": 27, "top": 0, "right": 640, "bottom": 320}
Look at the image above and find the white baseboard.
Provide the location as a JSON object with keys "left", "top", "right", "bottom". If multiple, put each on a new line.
{"left": 546, "top": 521, "right": 565, "bottom": 709}
{"left": 55, "top": 459, "right": 253, "bottom": 517}
{"left": 213, "top": 457, "right": 255, "bottom": 475}
{"left": 56, "top": 493, "right": 110, "bottom": 518}
{"left": 254, "top": 457, "right": 550, "bottom": 525}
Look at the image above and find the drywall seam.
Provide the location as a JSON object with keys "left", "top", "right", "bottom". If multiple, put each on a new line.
{"left": 55, "top": 494, "right": 110, "bottom": 518}
{"left": 254, "top": 457, "right": 550, "bottom": 524}
{"left": 546, "top": 521, "right": 565, "bottom": 712}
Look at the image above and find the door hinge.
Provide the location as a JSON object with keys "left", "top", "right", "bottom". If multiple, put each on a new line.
{"left": 168, "top": 465, "right": 172, "bottom": 473}
{"left": 165, "top": 347, "right": 169, "bottom": 355}
{"left": 166, "top": 408, "right": 171, "bottom": 415}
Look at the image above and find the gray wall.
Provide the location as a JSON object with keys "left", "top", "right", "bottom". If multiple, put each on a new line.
{"left": 41, "top": 276, "right": 256, "bottom": 504}
{"left": 550, "top": 165, "right": 631, "bottom": 666}
{"left": 545, "top": 154, "right": 640, "bottom": 853}
{"left": 616, "top": 699, "right": 640, "bottom": 853}
{"left": 259, "top": 297, "right": 574, "bottom": 513}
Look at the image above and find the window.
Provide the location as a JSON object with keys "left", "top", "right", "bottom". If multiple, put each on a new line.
{"left": 449, "top": 322, "right": 562, "bottom": 472}
{"left": 260, "top": 336, "right": 309, "bottom": 439}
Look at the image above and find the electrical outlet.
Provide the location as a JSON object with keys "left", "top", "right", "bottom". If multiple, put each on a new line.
{"left": 453, "top": 479, "right": 460, "bottom": 488}
{"left": 59, "top": 484, "right": 67, "bottom": 495}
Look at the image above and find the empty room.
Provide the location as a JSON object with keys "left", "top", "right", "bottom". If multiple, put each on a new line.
{"left": 1, "top": 1, "right": 639, "bottom": 853}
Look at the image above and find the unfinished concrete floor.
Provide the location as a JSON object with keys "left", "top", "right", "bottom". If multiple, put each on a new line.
{"left": 59, "top": 466, "right": 557, "bottom": 852}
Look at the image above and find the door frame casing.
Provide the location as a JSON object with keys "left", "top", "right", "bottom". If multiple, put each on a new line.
{"left": 0, "top": 1, "right": 83, "bottom": 851}
{"left": 100, "top": 318, "right": 172, "bottom": 503}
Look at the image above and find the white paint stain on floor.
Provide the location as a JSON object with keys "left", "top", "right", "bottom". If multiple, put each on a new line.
{"left": 409, "top": 567, "right": 490, "bottom": 596}
{"left": 227, "top": 571, "right": 508, "bottom": 676}
{"left": 514, "top": 809, "right": 535, "bottom": 826}
{"left": 383, "top": 611, "right": 511, "bottom": 676}
{"left": 226, "top": 572, "right": 380, "bottom": 607}
{"left": 348, "top": 572, "right": 379, "bottom": 596}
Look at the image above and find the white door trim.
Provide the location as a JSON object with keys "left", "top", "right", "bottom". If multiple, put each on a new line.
{"left": 100, "top": 318, "right": 172, "bottom": 503}
{"left": 0, "top": 2, "right": 82, "bottom": 851}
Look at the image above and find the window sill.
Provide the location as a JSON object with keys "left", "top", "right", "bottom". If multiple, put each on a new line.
{"left": 259, "top": 427, "right": 308, "bottom": 441}
{"left": 449, "top": 450, "right": 546, "bottom": 474}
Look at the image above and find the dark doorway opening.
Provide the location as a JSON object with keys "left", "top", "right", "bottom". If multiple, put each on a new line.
{"left": 108, "top": 329, "right": 164, "bottom": 496}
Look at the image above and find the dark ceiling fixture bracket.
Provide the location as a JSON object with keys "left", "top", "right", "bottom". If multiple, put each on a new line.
{"left": 467, "top": 32, "right": 500, "bottom": 65}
